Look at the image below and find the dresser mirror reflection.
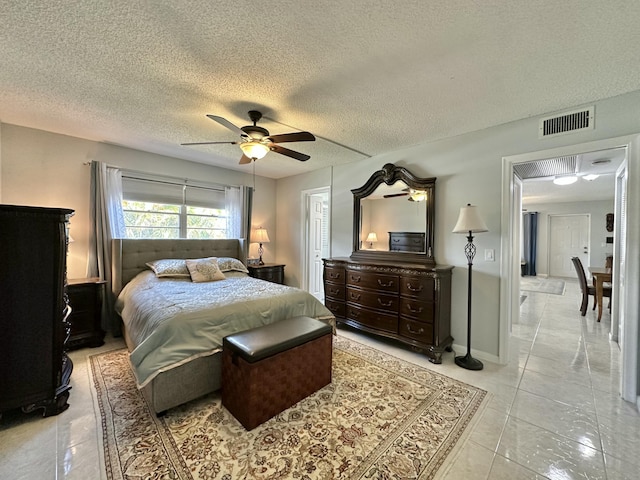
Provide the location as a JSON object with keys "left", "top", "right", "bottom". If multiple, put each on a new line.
{"left": 351, "top": 163, "right": 436, "bottom": 264}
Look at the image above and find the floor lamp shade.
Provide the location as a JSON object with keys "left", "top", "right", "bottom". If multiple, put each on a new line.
{"left": 453, "top": 204, "right": 488, "bottom": 370}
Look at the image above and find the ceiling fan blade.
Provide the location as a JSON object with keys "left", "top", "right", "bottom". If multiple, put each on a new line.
{"left": 239, "top": 154, "right": 253, "bottom": 165}
{"left": 266, "top": 131, "right": 316, "bottom": 143}
{"left": 383, "top": 193, "right": 409, "bottom": 198}
{"left": 206, "top": 115, "right": 249, "bottom": 138}
{"left": 181, "top": 141, "right": 238, "bottom": 146}
{"left": 269, "top": 144, "right": 310, "bottom": 162}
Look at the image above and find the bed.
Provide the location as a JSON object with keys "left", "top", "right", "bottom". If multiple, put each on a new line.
{"left": 111, "top": 238, "right": 335, "bottom": 414}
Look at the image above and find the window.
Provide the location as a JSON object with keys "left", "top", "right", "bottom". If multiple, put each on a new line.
{"left": 120, "top": 173, "right": 233, "bottom": 239}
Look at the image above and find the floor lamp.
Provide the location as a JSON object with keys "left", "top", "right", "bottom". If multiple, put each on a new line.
{"left": 452, "top": 204, "right": 488, "bottom": 370}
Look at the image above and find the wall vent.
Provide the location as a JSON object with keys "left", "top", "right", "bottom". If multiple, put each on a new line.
{"left": 539, "top": 107, "right": 594, "bottom": 138}
{"left": 513, "top": 155, "right": 577, "bottom": 179}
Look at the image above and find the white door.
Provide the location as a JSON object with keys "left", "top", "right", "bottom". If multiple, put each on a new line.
{"left": 614, "top": 163, "right": 627, "bottom": 347}
{"left": 308, "top": 194, "right": 325, "bottom": 301}
{"left": 548, "top": 214, "right": 590, "bottom": 277}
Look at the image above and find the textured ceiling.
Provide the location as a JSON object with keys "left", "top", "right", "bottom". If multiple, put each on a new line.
{"left": 2, "top": 1, "right": 640, "bottom": 179}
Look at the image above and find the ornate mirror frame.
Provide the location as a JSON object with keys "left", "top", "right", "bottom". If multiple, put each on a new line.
{"left": 351, "top": 163, "right": 436, "bottom": 265}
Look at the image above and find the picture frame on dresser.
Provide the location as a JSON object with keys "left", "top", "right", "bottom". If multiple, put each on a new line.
{"left": 323, "top": 163, "right": 453, "bottom": 363}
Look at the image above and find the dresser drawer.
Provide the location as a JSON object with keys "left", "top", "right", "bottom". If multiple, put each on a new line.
{"left": 324, "top": 266, "right": 345, "bottom": 283}
{"left": 346, "top": 271, "right": 398, "bottom": 293}
{"left": 347, "top": 287, "right": 398, "bottom": 313}
{"left": 346, "top": 305, "right": 397, "bottom": 333}
{"left": 399, "top": 317, "right": 434, "bottom": 344}
{"left": 399, "top": 298, "right": 434, "bottom": 321}
{"left": 325, "top": 282, "right": 345, "bottom": 300}
{"left": 399, "top": 276, "right": 435, "bottom": 301}
{"left": 325, "top": 298, "right": 346, "bottom": 318}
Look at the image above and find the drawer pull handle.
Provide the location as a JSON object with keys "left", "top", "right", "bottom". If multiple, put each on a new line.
{"left": 329, "top": 272, "right": 341, "bottom": 279}
{"left": 378, "top": 279, "right": 394, "bottom": 287}
{"left": 330, "top": 288, "right": 340, "bottom": 295}
{"left": 406, "top": 283, "right": 423, "bottom": 292}
{"left": 406, "top": 324, "right": 424, "bottom": 335}
{"left": 350, "top": 275, "right": 361, "bottom": 283}
{"left": 377, "top": 298, "right": 393, "bottom": 307}
{"left": 350, "top": 292, "right": 361, "bottom": 300}
{"left": 350, "top": 310, "right": 360, "bottom": 318}
{"left": 407, "top": 304, "right": 423, "bottom": 313}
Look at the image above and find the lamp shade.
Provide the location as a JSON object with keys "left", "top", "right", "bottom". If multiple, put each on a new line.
{"left": 240, "top": 141, "right": 269, "bottom": 160}
{"left": 452, "top": 204, "right": 488, "bottom": 234}
{"left": 365, "top": 232, "right": 378, "bottom": 243}
{"left": 252, "top": 227, "right": 270, "bottom": 243}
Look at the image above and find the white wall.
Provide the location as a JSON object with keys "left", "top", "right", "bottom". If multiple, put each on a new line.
{"left": 0, "top": 124, "right": 277, "bottom": 279}
{"left": 280, "top": 89, "right": 640, "bottom": 359}
{"left": 525, "top": 200, "right": 614, "bottom": 276}
{"left": 275, "top": 168, "right": 332, "bottom": 286}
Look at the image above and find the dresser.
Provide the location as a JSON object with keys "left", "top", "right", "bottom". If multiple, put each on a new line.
{"left": 0, "top": 204, "right": 74, "bottom": 417}
{"left": 324, "top": 257, "right": 453, "bottom": 363}
{"left": 247, "top": 263, "right": 285, "bottom": 284}
{"left": 388, "top": 232, "right": 426, "bottom": 252}
{"left": 67, "top": 278, "right": 106, "bottom": 350}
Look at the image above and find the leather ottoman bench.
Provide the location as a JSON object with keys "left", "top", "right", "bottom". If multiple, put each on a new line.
{"left": 222, "top": 316, "right": 333, "bottom": 430}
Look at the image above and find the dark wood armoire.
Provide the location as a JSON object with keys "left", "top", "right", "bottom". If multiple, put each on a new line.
{"left": 0, "top": 204, "right": 74, "bottom": 417}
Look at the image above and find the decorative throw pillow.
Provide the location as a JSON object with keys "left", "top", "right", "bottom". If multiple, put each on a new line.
{"left": 146, "top": 259, "right": 190, "bottom": 278}
{"left": 217, "top": 257, "right": 249, "bottom": 274}
{"left": 186, "top": 257, "right": 226, "bottom": 283}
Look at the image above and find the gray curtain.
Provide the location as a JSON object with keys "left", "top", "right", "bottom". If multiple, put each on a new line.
{"left": 522, "top": 212, "right": 538, "bottom": 276}
{"left": 86, "top": 161, "right": 126, "bottom": 335}
{"left": 241, "top": 186, "right": 253, "bottom": 260}
{"left": 224, "top": 185, "right": 253, "bottom": 260}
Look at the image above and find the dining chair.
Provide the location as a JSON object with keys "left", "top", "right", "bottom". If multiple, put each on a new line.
{"left": 571, "top": 256, "right": 612, "bottom": 316}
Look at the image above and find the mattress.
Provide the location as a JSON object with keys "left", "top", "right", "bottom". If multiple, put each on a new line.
{"left": 115, "top": 270, "right": 334, "bottom": 388}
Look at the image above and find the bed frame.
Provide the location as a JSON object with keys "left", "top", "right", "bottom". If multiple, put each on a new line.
{"left": 111, "top": 238, "right": 247, "bottom": 414}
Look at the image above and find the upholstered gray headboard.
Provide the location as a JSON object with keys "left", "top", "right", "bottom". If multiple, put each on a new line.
{"left": 112, "top": 238, "right": 246, "bottom": 296}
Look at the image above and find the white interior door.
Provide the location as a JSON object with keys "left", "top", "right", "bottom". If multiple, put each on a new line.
{"left": 548, "top": 214, "right": 590, "bottom": 277}
{"left": 308, "top": 194, "right": 325, "bottom": 301}
{"left": 613, "top": 163, "right": 627, "bottom": 346}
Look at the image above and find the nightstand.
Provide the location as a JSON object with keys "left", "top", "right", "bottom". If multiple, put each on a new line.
{"left": 66, "top": 278, "right": 106, "bottom": 350}
{"left": 247, "top": 264, "right": 285, "bottom": 284}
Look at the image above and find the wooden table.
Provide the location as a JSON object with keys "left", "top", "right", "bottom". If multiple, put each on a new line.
{"left": 588, "top": 267, "right": 612, "bottom": 322}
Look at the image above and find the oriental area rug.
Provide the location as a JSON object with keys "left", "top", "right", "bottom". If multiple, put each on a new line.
{"left": 90, "top": 336, "right": 487, "bottom": 480}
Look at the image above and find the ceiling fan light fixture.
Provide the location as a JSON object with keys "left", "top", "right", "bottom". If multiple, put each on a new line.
{"left": 240, "top": 141, "right": 269, "bottom": 160}
{"left": 409, "top": 189, "right": 426, "bottom": 202}
{"left": 553, "top": 175, "right": 578, "bottom": 186}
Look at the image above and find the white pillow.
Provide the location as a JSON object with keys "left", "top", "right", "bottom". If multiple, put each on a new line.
{"left": 217, "top": 257, "right": 249, "bottom": 274}
{"left": 146, "top": 259, "right": 190, "bottom": 278}
{"left": 186, "top": 257, "right": 226, "bottom": 283}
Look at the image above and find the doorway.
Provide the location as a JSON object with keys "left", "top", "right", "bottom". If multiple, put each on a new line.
{"left": 301, "top": 187, "right": 330, "bottom": 301}
{"left": 501, "top": 134, "right": 640, "bottom": 405}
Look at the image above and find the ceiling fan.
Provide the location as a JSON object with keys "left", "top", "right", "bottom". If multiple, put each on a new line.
{"left": 383, "top": 188, "right": 427, "bottom": 202}
{"left": 181, "top": 110, "right": 315, "bottom": 164}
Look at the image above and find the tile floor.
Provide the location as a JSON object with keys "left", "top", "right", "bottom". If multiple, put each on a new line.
{"left": 0, "top": 277, "right": 638, "bottom": 479}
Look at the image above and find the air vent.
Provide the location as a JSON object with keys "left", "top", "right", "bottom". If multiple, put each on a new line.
{"left": 539, "top": 107, "right": 594, "bottom": 138}
{"left": 513, "top": 155, "right": 577, "bottom": 180}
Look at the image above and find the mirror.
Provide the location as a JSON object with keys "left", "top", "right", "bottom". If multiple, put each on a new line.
{"left": 351, "top": 163, "right": 436, "bottom": 264}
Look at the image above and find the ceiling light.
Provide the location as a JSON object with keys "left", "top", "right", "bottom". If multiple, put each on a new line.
{"left": 583, "top": 174, "right": 600, "bottom": 181}
{"left": 409, "top": 189, "right": 426, "bottom": 202}
{"left": 553, "top": 175, "right": 578, "bottom": 185}
{"left": 240, "top": 141, "right": 269, "bottom": 160}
